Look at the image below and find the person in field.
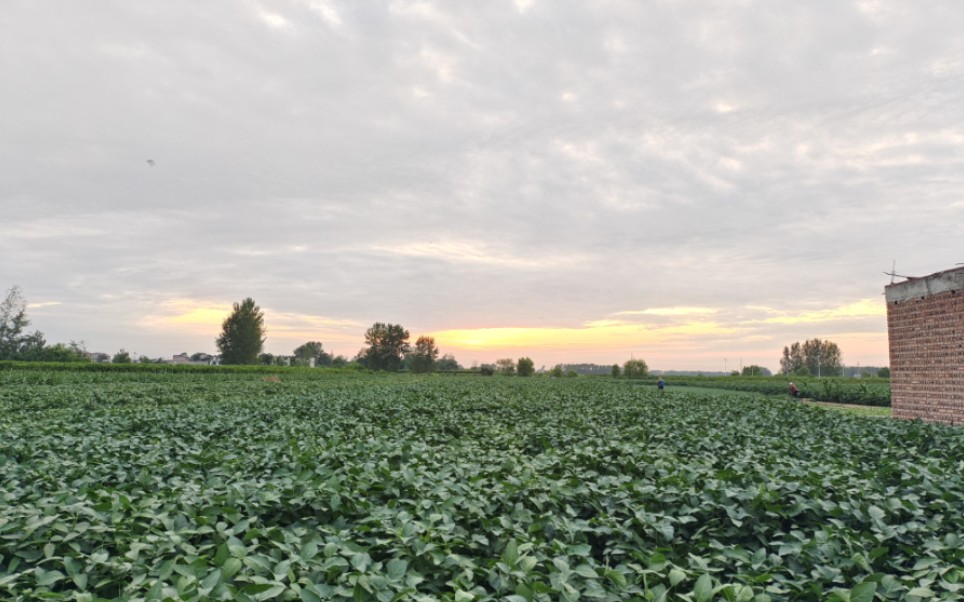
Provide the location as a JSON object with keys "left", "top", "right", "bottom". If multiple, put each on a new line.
{"left": 657, "top": 377, "right": 665, "bottom": 394}
{"left": 789, "top": 382, "right": 799, "bottom": 398}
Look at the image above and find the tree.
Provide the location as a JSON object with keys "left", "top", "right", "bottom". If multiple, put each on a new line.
{"left": 362, "top": 323, "right": 410, "bottom": 371}
{"left": 780, "top": 343, "right": 805, "bottom": 375}
{"left": 517, "top": 357, "right": 535, "bottom": 377}
{"left": 803, "top": 338, "right": 842, "bottom": 377}
{"left": 8, "top": 331, "right": 46, "bottom": 360}
{"left": 0, "top": 286, "right": 38, "bottom": 360}
{"left": 112, "top": 349, "right": 132, "bottom": 364}
{"left": 36, "top": 341, "right": 88, "bottom": 362}
{"left": 406, "top": 336, "right": 439, "bottom": 374}
{"left": 215, "top": 298, "right": 266, "bottom": 365}
{"left": 781, "top": 339, "right": 842, "bottom": 377}
{"left": 623, "top": 358, "right": 649, "bottom": 379}
{"left": 877, "top": 366, "right": 890, "bottom": 378}
{"left": 436, "top": 354, "right": 461, "bottom": 372}
{"left": 741, "top": 365, "right": 771, "bottom": 376}
{"left": 611, "top": 364, "right": 621, "bottom": 378}
{"left": 495, "top": 358, "right": 516, "bottom": 375}
{"left": 293, "top": 341, "right": 332, "bottom": 367}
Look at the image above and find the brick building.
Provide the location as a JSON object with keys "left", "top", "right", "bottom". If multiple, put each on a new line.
{"left": 885, "top": 265, "right": 964, "bottom": 424}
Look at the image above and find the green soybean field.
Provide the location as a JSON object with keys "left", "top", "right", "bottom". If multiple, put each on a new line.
{"left": 1, "top": 373, "right": 962, "bottom": 601}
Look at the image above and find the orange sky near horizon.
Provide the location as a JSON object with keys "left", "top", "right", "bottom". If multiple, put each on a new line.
{"left": 137, "top": 296, "right": 890, "bottom": 372}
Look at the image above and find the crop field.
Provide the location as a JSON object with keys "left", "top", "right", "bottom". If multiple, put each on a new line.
{"left": 1, "top": 373, "right": 962, "bottom": 601}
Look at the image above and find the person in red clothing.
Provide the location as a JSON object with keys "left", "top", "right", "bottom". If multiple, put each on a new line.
{"left": 789, "top": 382, "right": 799, "bottom": 398}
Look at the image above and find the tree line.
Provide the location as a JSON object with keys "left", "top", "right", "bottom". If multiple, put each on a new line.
{"left": 5, "top": 287, "right": 886, "bottom": 377}
{"left": 215, "top": 298, "right": 461, "bottom": 373}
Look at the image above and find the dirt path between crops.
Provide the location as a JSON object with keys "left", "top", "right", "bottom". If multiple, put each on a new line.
{"left": 801, "top": 399, "right": 888, "bottom": 412}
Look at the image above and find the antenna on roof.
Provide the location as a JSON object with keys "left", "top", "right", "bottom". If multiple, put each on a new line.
{"left": 884, "top": 260, "right": 919, "bottom": 282}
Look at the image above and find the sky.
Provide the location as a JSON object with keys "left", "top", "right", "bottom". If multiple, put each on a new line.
{"left": 2, "top": 1, "right": 963, "bottom": 372}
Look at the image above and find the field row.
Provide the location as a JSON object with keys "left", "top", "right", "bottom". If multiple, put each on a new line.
{"left": 1, "top": 375, "right": 961, "bottom": 601}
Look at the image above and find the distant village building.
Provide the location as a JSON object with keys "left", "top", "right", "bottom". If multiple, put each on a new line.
{"left": 169, "top": 353, "right": 218, "bottom": 365}
{"left": 885, "top": 265, "right": 964, "bottom": 424}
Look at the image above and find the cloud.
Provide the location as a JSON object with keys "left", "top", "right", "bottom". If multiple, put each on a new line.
{"left": 757, "top": 299, "right": 886, "bottom": 325}
{"left": 26, "top": 301, "right": 63, "bottom": 310}
{"left": 1, "top": 1, "right": 961, "bottom": 370}
{"left": 369, "top": 240, "right": 586, "bottom": 270}
{"left": 615, "top": 307, "right": 719, "bottom": 318}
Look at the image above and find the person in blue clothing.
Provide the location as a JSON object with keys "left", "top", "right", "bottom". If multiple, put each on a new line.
{"left": 657, "top": 377, "right": 665, "bottom": 394}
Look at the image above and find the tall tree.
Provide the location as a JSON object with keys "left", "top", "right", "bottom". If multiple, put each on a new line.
{"left": 781, "top": 338, "right": 842, "bottom": 376}
{"left": 362, "top": 322, "right": 410, "bottom": 371}
{"left": 780, "top": 342, "right": 805, "bottom": 375}
{"left": 802, "top": 338, "right": 842, "bottom": 377}
{"left": 517, "top": 357, "right": 535, "bottom": 377}
{"left": 0, "top": 286, "right": 33, "bottom": 360}
{"left": 406, "top": 335, "right": 439, "bottom": 373}
{"left": 215, "top": 298, "right": 266, "bottom": 365}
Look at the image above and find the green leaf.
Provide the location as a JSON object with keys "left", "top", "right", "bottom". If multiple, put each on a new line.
{"left": 733, "top": 585, "right": 755, "bottom": 602}
{"left": 351, "top": 552, "right": 372, "bottom": 572}
{"left": 907, "top": 587, "right": 935, "bottom": 598}
{"left": 605, "top": 569, "right": 627, "bottom": 588}
{"left": 63, "top": 556, "right": 82, "bottom": 577}
{"left": 72, "top": 572, "right": 88, "bottom": 590}
{"left": 502, "top": 540, "right": 520, "bottom": 566}
{"left": 669, "top": 567, "right": 686, "bottom": 587}
{"left": 386, "top": 558, "right": 408, "bottom": 581}
{"left": 913, "top": 558, "right": 940, "bottom": 570}
{"left": 568, "top": 544, "right": 592, "bottom": 557}
{"left": 201, "top": 569, "right": 222, "bottom": 591}
{"left": 222, "top": 557, "right": 243, "bottom": 580}
{"left": 243, "top": 583, "right": 287, "bottom": 600}
{"left": 36, "top": 569, "right": 65, "bottom": 587}
{"left": 850, "top": 582, "right": 876, "bottom": 602}
{"left": 693, "top": 574, "right": 713, "bottom": 602}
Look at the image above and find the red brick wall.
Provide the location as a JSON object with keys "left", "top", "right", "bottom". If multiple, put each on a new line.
{"left": 887, "top": 288, "right": 964, "bottom": 424}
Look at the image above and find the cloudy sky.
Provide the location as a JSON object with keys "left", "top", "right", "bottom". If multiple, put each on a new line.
{"left": 2, "top": 1, "right": 962, "bottom": 372}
